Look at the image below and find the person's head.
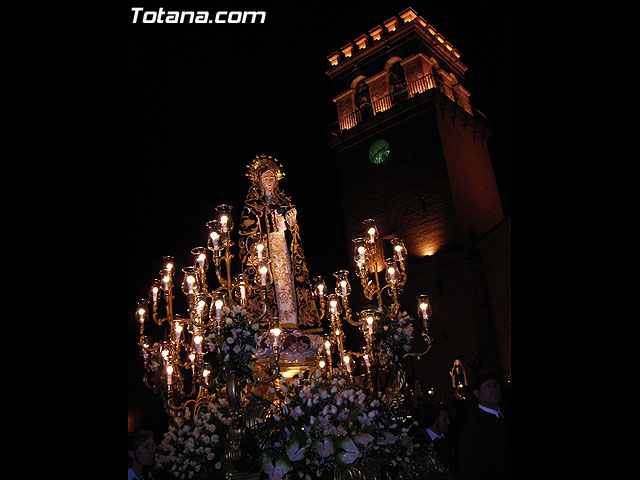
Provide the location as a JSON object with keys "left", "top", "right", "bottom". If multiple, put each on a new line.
{"left": 471, "top": 373, "right": 502, "bottom": 410}
{"left": 425, "top": 404, "right": 451, "bottom": 435}
{"left": 128, "top": 430, "right": 156, "bottom": 469}
{"left": 297, "top": 336, "right": 310, "bottom": 353}
{"left": 260, "top": 169, "right": 277, "bottom": 194}
{"left": 283, "top": 334, "right": 298, "bottom": 352}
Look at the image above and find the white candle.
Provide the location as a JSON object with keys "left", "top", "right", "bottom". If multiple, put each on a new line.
{"left": 210, "top": 231, "right": 220, "bottom": 250}
{"left": 256, "top": 243, "right": 264, "bottom": 261}
{"left": 194, "top": 335, "right": 203, "bottom": 354}
{"left": 270, "top": 328, "right": 281, "bottom": 347}
{"left": 166, "top": 365, "right": 173, "bottom": 386}
{"left": 367, "top": 316, "right": 374, "bottom": 337}
{"left": 340, "top": 280, "right": 348, "bottom": 297}
{"left": 260, "top": 266, "right": 268, "bottom": 286}
{"left": 220, "top": 215, "right": 228, "bottom": 232}
{"left": 388, "top": 267, "right": 396, "bottom": 284}
{"left": 343, "top": 356, "right": 352, "bottom": 374}
{"left": 368, "top": 227, "right": 376, "bottom": 243}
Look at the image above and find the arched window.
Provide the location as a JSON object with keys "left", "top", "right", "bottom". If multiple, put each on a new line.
{"left": 386, "top": 58, "right": 408, "bottom": 104}
{"left": 353, "top": 78, "right": 373, "bottom": 120}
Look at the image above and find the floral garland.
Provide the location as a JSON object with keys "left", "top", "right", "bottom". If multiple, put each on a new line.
{"left": 255, "top": 373, "right": 415, "bottom": 480}
{"left": 155, "top": 405, "right": 230, "bottom": 479}
{"left": 204, "top": 305, "right": 261, "bottom": 378}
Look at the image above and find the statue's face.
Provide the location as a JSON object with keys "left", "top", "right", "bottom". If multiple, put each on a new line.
{"left": 261, "top": 170, "right": 276, "bottom": 194}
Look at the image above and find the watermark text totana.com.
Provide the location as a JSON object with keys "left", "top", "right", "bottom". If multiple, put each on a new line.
{"left": 131, "top": 7, "right": 266, "bottom": 24}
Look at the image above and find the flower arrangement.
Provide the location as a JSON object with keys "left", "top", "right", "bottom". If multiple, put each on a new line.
{"left": 255, "top": 373, "right": 415, "bottom": 480}
{"left": 204, "top": 305, "right": 261, "bottom": 378}
{"left": 376, "top": 308, "right": 414, "bottom": 364}
{"left": 155, "top": 405, "right": 228, "bottom": 479}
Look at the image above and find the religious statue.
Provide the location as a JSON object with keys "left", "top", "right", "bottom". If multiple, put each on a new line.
{"left": 238, "top": 154, "right": 322, "bottom": 333}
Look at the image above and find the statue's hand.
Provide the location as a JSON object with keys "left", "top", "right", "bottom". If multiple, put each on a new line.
{"left": 285, "top": 208, "right": 297, "bottom": 228}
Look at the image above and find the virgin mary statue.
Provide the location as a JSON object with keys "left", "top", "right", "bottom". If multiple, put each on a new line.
{"left": 238, "top": 154, "right": 322, "bottom": 332}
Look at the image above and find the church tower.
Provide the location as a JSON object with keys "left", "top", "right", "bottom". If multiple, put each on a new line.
{"left": 324, "top": 7, "right": 510, "bottom": 397}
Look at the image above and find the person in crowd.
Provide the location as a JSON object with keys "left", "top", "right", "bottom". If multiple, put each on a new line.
{"left": 424, "top": 403, "right": 457, "bottom": 474}
{"left": 457, "top": 372, "right": 511, "bottom": 480}
{"left": 128, "top": 430, "right": 170, "bottom": 480}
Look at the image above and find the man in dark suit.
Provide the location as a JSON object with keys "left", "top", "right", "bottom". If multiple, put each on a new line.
{"left": 424, "top": 403, "right": 457, "bottom": 475}
{"left": 457, "top": 373, "right": 511, "bottom": 480}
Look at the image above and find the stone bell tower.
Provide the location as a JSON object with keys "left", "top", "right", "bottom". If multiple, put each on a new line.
{"left": 324, "top": 7, "right": 511, "bottom": 397}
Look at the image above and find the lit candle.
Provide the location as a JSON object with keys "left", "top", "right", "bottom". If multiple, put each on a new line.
{"left": 220, "top": 215, "right": 228, "bottom": 233}
{"left": 340, "top": 280, "right": 348, "bottom": 297}
{"left": 196, "top": 253, "right": 206, "bottom": 269}
{"left": 214, "top": 299, "right": 223, "bottom": 330}
{"left": 210, "top": 231, "right": 220, "bottom": 250}
{"left": 366, "top": 315, "right": 374, "bottom": 337}
{"left": 194, "top": 335, "right": 203, "bottom": 354}
{"left": 363, "top": 354, "right": 370, "bottom": 369}
{"left": 260, "top": 265, "right": 268, "bottom": 286}
{"left": 196, "top": 299, "right": 206, "bottom": 321}
{"left": 186, "top": 275, "right": 195, "bottom": 294}
{"left": 358, "top": 246, "right": 366, "bottom": 263}
{"left": 324, "top": 340, "right": 331, "bottom": 358}
{"left": 330, "top": 298, "right": 338, "bottom": 314}
{"left": 256, "top": 243, "right": 264, "bottom": 261}
{"left": 394, "top": 244, "right": 405, "bottom": 262}
{"left": 152, "top": 286, "right": 159, "bottom": 304}
{"left": 387, "top": 266, "right": 396, "bottom": 284}
{"left": 317, "top": 283, "right": 325, "bottom": 297}
{"left": 174, "top": 322, "right": 183, "bottom": 344}
{"left": 343, "top": 355, "right": 352, "bottom": 375}
{"left": 367, "top": 227, "right": 376, "bottom": 244}
{"left": 319, "top": 360, "right": 326, "bottom": 369}
{"left": 271, "top": 327, "right": 281, "bottom": 347}
{"left": 166, "top": 364, "right": 173, "bottom": 387}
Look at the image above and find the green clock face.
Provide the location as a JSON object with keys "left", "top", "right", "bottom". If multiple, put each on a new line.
{"left": 369, "top": 139, "right": 390, "bottom": 165}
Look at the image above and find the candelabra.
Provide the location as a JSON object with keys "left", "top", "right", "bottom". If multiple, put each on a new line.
{"left": 134, "top": 206, "right": 435, "bottom": 421}
{"left": 311, "top": 218, "right": 434, "bottom": 390}
{"left": 135, "top": 203, "right": 284, "bottom": 419}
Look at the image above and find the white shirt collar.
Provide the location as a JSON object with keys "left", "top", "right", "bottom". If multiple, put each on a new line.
{"left": 128, "top": 468, "right": 154, "bottom": 480}
{"left": 426, "top": 427, "right": 445, "bottom": 440}
{"left": 478, "top": 404, "right": 503, "bottom": 418}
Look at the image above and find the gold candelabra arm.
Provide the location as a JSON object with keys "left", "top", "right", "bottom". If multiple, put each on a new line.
{"left": 249, "top": 348, "right": 281, "bottom": 386}
{"left": 403, "top": 330, "right": 433, "bottom": 359}
{"left": 256, "top": 287, "right": 269, "bottom": 323}
{"left": 341, "top": 296, "right": 358, "bottom": 327}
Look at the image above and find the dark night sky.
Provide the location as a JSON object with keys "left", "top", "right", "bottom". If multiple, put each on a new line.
{"left": 127, "top": 1, "right": 511, "bottom": 421}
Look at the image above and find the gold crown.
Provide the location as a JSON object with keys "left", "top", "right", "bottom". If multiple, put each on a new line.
{"left": 246, "top": 154, "right": 285, "bottom": 184}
